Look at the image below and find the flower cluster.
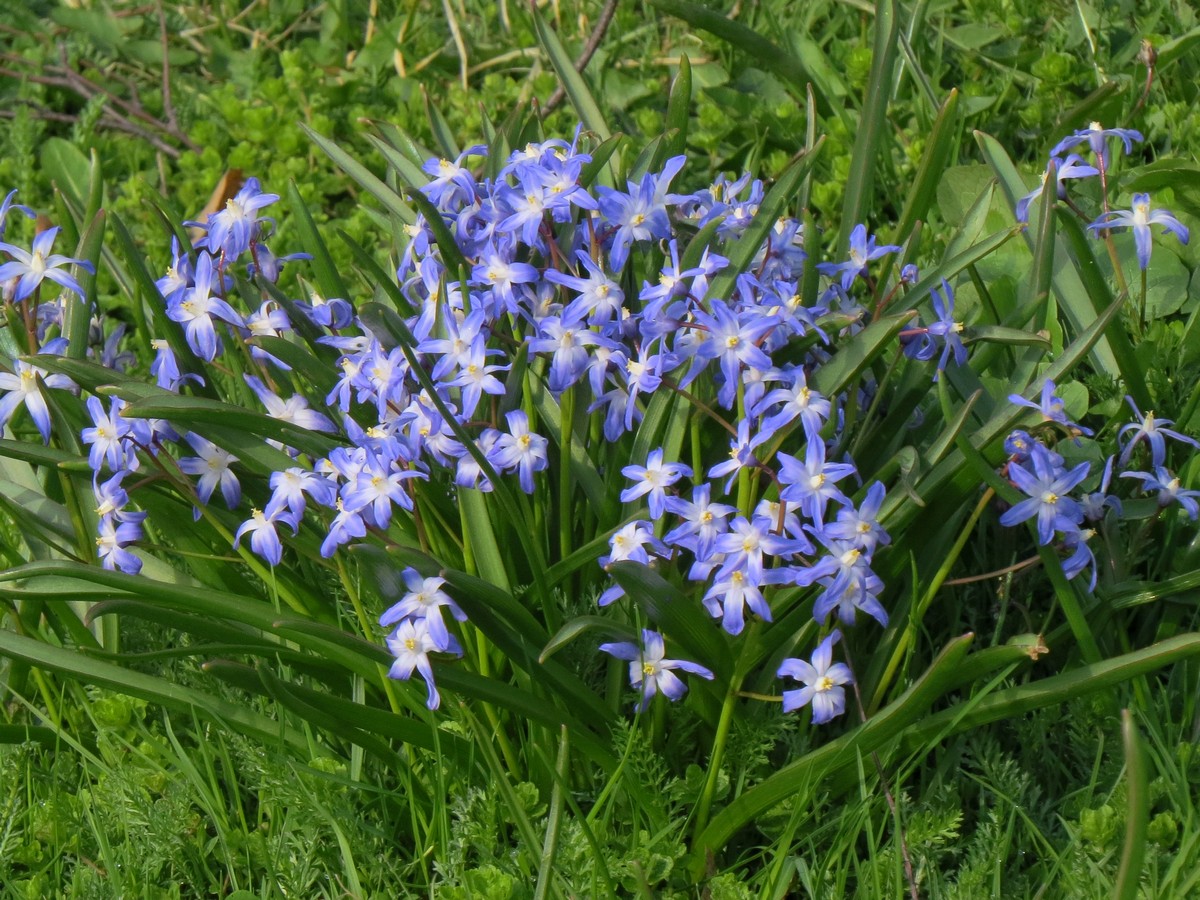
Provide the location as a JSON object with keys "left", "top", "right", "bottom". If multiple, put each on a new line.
{"left": 1000, "top": 382, "right": 1200, "bottom": 588}
{"left": 1015, "top": 123, "right": 1188, "bottom": 270}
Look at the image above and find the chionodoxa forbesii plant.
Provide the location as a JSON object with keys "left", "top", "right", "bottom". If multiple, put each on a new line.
{"left": 0, "top": 114, "right": 1198, "bottom": 867}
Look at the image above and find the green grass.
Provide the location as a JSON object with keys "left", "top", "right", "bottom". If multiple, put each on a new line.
{"left": 3, "top": 0, "right": 1200, "bottom": 896}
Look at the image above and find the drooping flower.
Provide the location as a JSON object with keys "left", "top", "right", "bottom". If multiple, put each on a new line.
{"left": 178, "top": 433, "right": 241, "bottom": 517}
{"left": 1014, "top": 154, "right": 1099, "bottom": 223}
{"left": 1121, "top": 467, "right": 1200, "bottom": 520}
{"left": 1088, "top": 193, "right": 1188, "bottom": 270}
{"left": 385, "top": 617, "right": 463, "bottom": 710}
{"left": 1050, "top": 122, "right": 1142, "bottom": 170}
{"left": 1117, "top": 396, "right": 1199, "bottom": 468}
{"left": 0, "top": 357, "right": 75, "bottom": 443}
{"left": 1008, "top": 379, "right": 1093, "bottom": 436}
{"left": 378, "top": 567, "right": 468, "bottom": 652}
{"left": 233, "top": 507, "right": 297, "bottom": 566}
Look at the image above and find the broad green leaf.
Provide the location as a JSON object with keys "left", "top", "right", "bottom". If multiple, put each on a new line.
{"left": 540, "top": 616, "right": 638, "bottom": 663}
{"left": 810, "top": 311, "right": 915, "bottom": 399}
{"left": 286, "top": 180, "right": 350, "bottom": 302}
{"left": 664, "top": 55, "right": 692, "bottom": 161}
{"left": 40, "top": 137, "right": 91, "bottom": 208}
{"left": 120, "top": 392, "right": 340, "bottom": 460}
{"left": 901, "top": 633, "right": 1200, "bottom": 748}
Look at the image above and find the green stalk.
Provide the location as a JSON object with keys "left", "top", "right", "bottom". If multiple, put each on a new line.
{"left": 559, "top": 385, "right": 575, "bottom": 561}
{"left": 1138, "top": 265, "right": 1148, "bottom": 337}
{"left": 869, "top": 487, "right": 994, "bottom": 712}
{"left": 334, "top": 556, "right": 404, "bottom": 715}
{"left": 692, "top": 676, "right": 741, "bottom": 838}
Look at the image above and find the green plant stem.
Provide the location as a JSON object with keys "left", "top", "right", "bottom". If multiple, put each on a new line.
{"left": 1138, "top": 265, "right": 1148, "bottom": 337}
{"left": 869, "top": 486, "right": 994, "bottom": 712}
{"left": 559, "top": 385, "right": 575, "bottom": 562}
{"left": 693, "top": 674, "right": 742, "bottom": 840}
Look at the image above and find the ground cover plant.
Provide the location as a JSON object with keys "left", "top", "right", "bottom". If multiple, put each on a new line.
{"left": 3, "top": 1, "right": 1200, "bottom": 897}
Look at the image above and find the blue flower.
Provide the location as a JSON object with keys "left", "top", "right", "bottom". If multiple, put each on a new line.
{"left": 620, "top": 448, "right": 692, "bottom": 519}
{"left": 596, "top": 156, "right": 686, "bottom": 272}
{"left": 1117, "top": 396, "right": 1199, "bottom": 468}
{"left": 0, "top": 356, "right": 75, "bottom": 443}
{"left": 702, "top": 567, "right": 771, "bottom": 635}
{"left": 1008, "top": 379, "right": 1093, "bottom": 436}
{"left": 663, "top": 483, "right": 736, "bottom": 560}
{"left": 82, "top": 396, "right": 137, "bottom": 473}
{"left": 777, "top": 440, "right": 857, "bottom": 523}
{"left": 1015, "top": 155, "right": 1099, "bottom": 223}
{"left": 817, "top": 224, "right": 900, "bottom": 291}
{"left": 488, "top": 410, "right": 548, "bottom": 494}
{"left": 999, "top": 443, "right": 1089, "bottom": 544}
{"left": 378, "top": 568, "right": 468, "bottom": 652}
{"left": 197, "top": 177, "right": 279, "bottom": 259}
{"left": 96, "top": 515, "right": 143, "bottom": 574}
{"left": 778, "top": 630, "right": 853, "bottom": 724}
{"left": 1050, "top": 122, "right": 1142, "bottom": 170}
{"left": 1061, "top": 528, "right": 1098, "bottom": 590}
{"left": 0, "top": 226, "right": 93, "bottom": 302}
{"left": 1121, "top": 467, "right": 1200, "bottom": 520}
{"left": 1088, "top": 193, "right": 1188, "bottom": 270}
{"left": 385, "top": 617, "right": 463, "bottom": 710}
{"left": 599, "top": 629, "right": 714, "bottom": 712}
{"left": 166, "top": 251, "right": 245, "bottom": 361}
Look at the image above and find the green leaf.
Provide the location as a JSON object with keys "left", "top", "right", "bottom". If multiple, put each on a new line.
{"left": 966, "top": 325, "right": 1051, "bottom": 348}
{"left": 0, "top": 627, "right": 308, "bottom": 751}
{"left": 529, "top": 7, "right": 610, "bottom": 140}
{"left": 810, "top": 310, "right": 915, "bottom": 399}
{"left": 303, "top": 124, "right": 416, "bottom": 225}
{"left": 286, "top": 180, "right": 350, "bottom": 302}
{"left": 40, "top": 138, "right": 91, "bottom": 209}
{"left": 664, "top": 55, "right": 692, "bottom": 161}
{"left": 649, "top": 0, "right": 829, "bottom": 110}
{"left": 120, "top": 392, "right": 339, "bottom": 460}
{"left": 540, "top": 616, "right": 637, "bottom": 663}
{"left": 838, "top": 0, "right": 900, "bottom": 250}
{"left": 1116, "top": 710, "right": 1149, "bottom": 900}
{"left": 894, "top": 89, "right": 960, "bottom": 246}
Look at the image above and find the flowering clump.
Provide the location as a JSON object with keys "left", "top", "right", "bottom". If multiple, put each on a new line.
{"left": 2, "top": 113, "right": 1196, "bottom": 731}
